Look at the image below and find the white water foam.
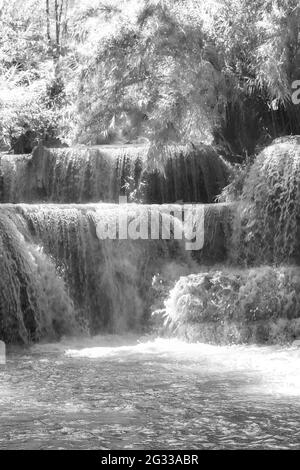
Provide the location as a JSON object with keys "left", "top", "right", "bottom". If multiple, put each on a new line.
{"left": 61, "top": 336, "right": 300, "bottom": 397}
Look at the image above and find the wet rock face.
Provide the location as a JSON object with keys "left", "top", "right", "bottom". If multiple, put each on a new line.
{"left": 160, "top": 267, "right": 300, "bottom": 344}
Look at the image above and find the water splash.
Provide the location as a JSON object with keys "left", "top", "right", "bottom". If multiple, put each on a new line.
{"left": 63, "top": 336, "right": 300, "bottom": 397}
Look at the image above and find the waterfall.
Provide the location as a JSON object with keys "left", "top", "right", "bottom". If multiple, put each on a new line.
{"left": 0, "top": 145, "right": 145, "bottom": 204}
{"left": 3, "top": 137, "right": 298, "bottom": 345}
{"left": 0, "top": 211, "right": 76, "bottom": 343}
{"left": 0, "top": 144, "right": 230, "bottom": 204}
{"left": 0, "top": 204, "right": 183, "bottom": 342}
{"left": 0, "top": 139, "right": 235, "bottom": 344}
{"left": 0, "top": 201, "right": 233, "bottom": 343}
{"left": 152, "top": 137, "right": 300, "bottom": 344}
{"left": 3, "top": 138, "right": 298, "bottom": 345}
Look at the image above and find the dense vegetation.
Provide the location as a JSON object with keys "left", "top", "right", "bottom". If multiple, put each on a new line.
{"left": 1, "top": 0, "right": 300, "bottom": 159}
{"left": 159, "top": 267, "right": 300, "bottom": 344}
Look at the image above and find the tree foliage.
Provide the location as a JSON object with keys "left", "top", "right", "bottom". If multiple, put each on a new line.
{"left": 0, "top": 0, "right": 299, "bottom": 157}
{"left": 72, "top": 0, "right": 225, "bottom": 149}
{"left": 69, "top": 0, "right": 300, "bottom": 156}
{"left": 0, "top": 0, "right": 71, "bottom": 151}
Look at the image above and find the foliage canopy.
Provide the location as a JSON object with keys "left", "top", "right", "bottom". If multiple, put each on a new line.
{"left": 0, "top": 0, "right": 299, "bottom": 157}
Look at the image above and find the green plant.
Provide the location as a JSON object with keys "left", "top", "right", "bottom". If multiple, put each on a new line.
{"left": 161, "top": 266, "right": 300, "bottom": 344}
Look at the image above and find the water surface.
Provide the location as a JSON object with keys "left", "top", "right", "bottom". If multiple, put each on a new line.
{"left": 1, "top": 336, "right": 300, "bottom": 449}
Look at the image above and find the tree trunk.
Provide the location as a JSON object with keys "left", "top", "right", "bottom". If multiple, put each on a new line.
{"left": 46, "top": 0, "right": 51, "bottom": 44}
{"left": 55, "top": 0, "right": 59, "bottom": 51}
{"left": 54, "top": 0, "right": 65, "bottom": 57}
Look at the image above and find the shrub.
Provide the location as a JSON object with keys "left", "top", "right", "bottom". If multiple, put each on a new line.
{"left": 0, "top": 80, "right": 64, "bottom": 152}
{"left": 160, "top": 266, "right": 300, "bottom": 344}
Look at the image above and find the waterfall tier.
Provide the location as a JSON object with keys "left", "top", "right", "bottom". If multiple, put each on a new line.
{"left": 0, "top": 144, "right": 230, "bottom": 204}
{"left": 0, "top": 203, "right": 232, "bottom": 343}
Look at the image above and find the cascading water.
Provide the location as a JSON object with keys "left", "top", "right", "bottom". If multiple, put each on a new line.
{"left": 0, "top": 143, "right": 230, "bottom": 204}
{"left": 1, "top": 140, "right": 300, "bottom": 450}
{"left": 0, "top": 203, "right": 197, "bottom": 342}
{"left": 1, "top": 139, "right": 299, "bottom": 345}
{"left": 153, "top": 137, "right": 300, "bottom": 345}
{"left": 0, "top": 139, "right": 232, "bottom": 346}
{"left": 0, "top": 211, "right": 76, "bottom": 343}
{"left": 0, "top": 199, "right": 234, "bottom": 343}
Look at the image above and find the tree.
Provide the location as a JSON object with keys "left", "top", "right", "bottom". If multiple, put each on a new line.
{"left": 0, "top": 0, "right": 73, "bottom": 151}
{"left": 1, "top": 0, "right": 299, "bottom": 156}
{"left": 70, "top": 0, "right": 300, "bottom": 158}
{"left": 70, "top": 0, "right": 224, "bottom": 152}
{"left": 45, "top": 0, "right": 69, "bottom": 58}
{"left": 211, "top": 0, "right": 300, "bottom": 156}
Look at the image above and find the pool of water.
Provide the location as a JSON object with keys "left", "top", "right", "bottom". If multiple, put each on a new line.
{"left": 1, "top": 336, "right": 300, "bottom": 449}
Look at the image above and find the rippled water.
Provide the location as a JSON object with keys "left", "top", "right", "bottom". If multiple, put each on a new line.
{"left": 1, "top": 336, "right": 300, "bottom": 449}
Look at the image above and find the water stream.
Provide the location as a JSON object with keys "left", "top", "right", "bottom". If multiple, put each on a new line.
{"left": 1, "top": 336, "right": 300, "bottom": 449}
